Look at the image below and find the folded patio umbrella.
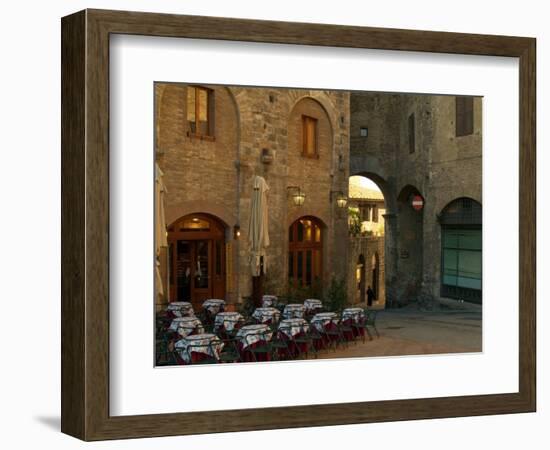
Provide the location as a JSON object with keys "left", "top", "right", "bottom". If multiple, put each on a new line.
{"left": 248, "top": 175, "right": 270, "bottom": 276}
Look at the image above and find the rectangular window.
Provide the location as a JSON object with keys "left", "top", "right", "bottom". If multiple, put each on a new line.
{"left": 187, "top": 86, "right": 214, "bottom": 138}
{"left": 456, "top": 96, "right": 474, "bottom": 137}
{"left": 302, "top": 115, "right": 318, "bottom": 157}
{"left": 360, "top": 127, "right": 368, "bottom": 137}
{"left": 372, "top": 206, "right": 378, "bottom": 223}
{"left": 408, "top": 113, "right": 415, "bottom": 154}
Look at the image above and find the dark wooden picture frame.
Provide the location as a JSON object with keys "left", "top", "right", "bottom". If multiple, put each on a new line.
{"left": 61, "top": 9, "right": 536, "bottom": 441}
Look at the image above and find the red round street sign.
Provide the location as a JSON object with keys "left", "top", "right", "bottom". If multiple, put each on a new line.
{"left": 412, "top": 195, "right": 424, "bottom": 211}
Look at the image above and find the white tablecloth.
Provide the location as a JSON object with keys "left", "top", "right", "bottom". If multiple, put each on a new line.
{"left": 169, "top": 316, "right": 204, "bottom": 337}
{"left": 261, "top": 295, "right": 278, "bottom": 307}
{"left": 214, "top": 312, "right": 244, "bottom": 331}
{"left": 202, "top": 299, "right": 225, "bottom": 314}
{"left": 283, "top": 304, "right": 306, "bottom": 319}
{"left": 252, "top": 307, "right": 281, "bottom": 324}
{"left": 278, "top": 318, "right": 309, "bottom": 338}
{"left": 175, "top": 333, "right": 223, "bottom": 363}
{"left": 166, "top": 301, "right": 194, "bottom": 317}
{"left": 303, "top": 298, "right": 323, "bottom": 312}
{"left": 310, "top": 312, "right": 338, "bottom": 332}
{"left": 342, "top": 307, "right": 365, "bottom": 324}
{"left": 236, "top": 324, "right": 273, "bottom": 349}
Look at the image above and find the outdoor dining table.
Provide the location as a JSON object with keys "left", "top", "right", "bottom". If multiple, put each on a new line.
{"left": 342, "top": 307, "right": 366, "bottom": 339}
{"left": 252, "top": 307, "right": 281, "bottom": 324}
{"left": 310, "top": 312, "right": 339, "bottom": 348}
{"left": 214, "top": 312, "right": 244, "bottom": 335}
{"left": 278, "top": 318, "right": 310, "bottom": 356}
{"left": 282, "top": 303, "right": 306, "bottom": 319}
{"left": 202, "top": 299, "right": 225, "bottom": 315}
{"left": 166, "top": 301, "right": 194, "bottom": 318}
{"left": 303, "top": 298, "right": 323, "bottom": 312}
{"left": 169, "top": 316, "right": 204, "bottom": 338}
{"left": 174, "top": 333, "right": 223, "bottom": 365}
{"left": 235, "top": 324, "right": 273, "bottom": 362}
{"left": 261, "top": 295, "right": 278, "bottom": 307}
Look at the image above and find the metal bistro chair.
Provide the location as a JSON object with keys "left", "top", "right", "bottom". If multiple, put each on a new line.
{"left": 217, "top": 338, "right": 242, "bottom": 363}
{"left": 363, "top": 310, "right": 380, "bottom": 340}
{"left": 185, "top": 342, "right": 220, "bottom": 365}
{"left": 325, "top": 319, "right": 348, "bottom": 351}
{"left": 306, "top": 324, "right": 325, "bottom": 357}
{"left": 247, "top": 331, "right": 273, "bottom": 363}
{"left": 270, "top": 328, "right": 293, "bottom": 361}
{"left": 293, "top": 325, "right": 317, "bottom": 359}
{"left": 155, "top": 337, "right": 178, "bottom": 366}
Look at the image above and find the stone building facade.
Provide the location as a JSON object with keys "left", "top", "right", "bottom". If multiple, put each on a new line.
{"left": 155, "top": 83, "right": 350, "bottom": 310}
{"left": 350, "top": 93, "right": 482, "bottom": 306}
{"left": 155, "top": 84, "right": 482, "bottom": 311}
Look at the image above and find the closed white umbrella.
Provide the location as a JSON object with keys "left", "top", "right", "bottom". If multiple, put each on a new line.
{"left": 248, "top": 175, "right": 270, "bottom": 276}
{"left": 155, "top": 259, "right": 164, "bottom": 297}
{"left": 155, "top": 163, "right": 168, "bottom": 255}
{"left": 155, "top": 163, "right": 168, "bottom": 301}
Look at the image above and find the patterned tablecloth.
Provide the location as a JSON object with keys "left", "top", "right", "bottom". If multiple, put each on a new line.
{"left": 283, "top": 304, "right": 306, "bottom": 319}
{"left": 310, "top": 312, "right": 338, "bottom": 332}
{"left": 166, "top": 301, "right": 194, "bottom": 317}
{"left": 278, "top": 318, "right": 310, "bottom": 338}
{"left": 342, "top": 307, "right": 365, "bottom": 324}
{"left": 236, "top": 324, "right": 273, "bottom": 349}
{"left": 175, "top": 333, "right": 223, "bottom": 363}
{"left": 214, "top": 312, "right": 244, "bottom": 331}
{"left": 261, "top": 295, "right": 278, "bottom": 307}
{"left": 169, "top": 316, "right": 204, "bottom": 337}
{"left": 252, "top": 307, "right": 281, "bottom": 324}
{"left": 303, "top": 298, "right": 323, "bottom": 312}
{"left": 202, "top": 299, "right": 225, "bottom": 314}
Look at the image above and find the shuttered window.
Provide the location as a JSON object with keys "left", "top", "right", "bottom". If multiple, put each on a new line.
{"left": 408, "top": 113, "right": 415, "bottom": 154}
{"left": 455, "top": 96, "right": 474, "bottom": 137}
{"left": 302, "top": 115, "right": 318, "bottom": 157}
{"left": 187, "top": 86, "right": 215, "bottom": 138}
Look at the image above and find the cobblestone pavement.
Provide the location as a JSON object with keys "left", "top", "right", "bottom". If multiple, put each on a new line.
{"left": 312, "top": 307, "right": 482, "bottom": 360}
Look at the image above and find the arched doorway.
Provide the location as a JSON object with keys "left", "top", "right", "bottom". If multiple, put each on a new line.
{"left": 167, "top": 213, "right": 226, "bottom": 308}
{"left": 439, "top": 197, "right": 482, "bottom": 304}
{"left": 288, "top": 216, "right": 323, "bottom": 289}
{"left": 356, "top": 254, "right": 366, "bottom": 303}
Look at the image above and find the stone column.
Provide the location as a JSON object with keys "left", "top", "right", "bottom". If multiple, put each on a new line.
{"left": 382, "top": 213, "right": 398, "bottom": 307}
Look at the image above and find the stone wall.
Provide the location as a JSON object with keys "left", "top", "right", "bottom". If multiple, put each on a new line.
{"left": 350, "top": 92, "right": 482, "bottom": 306}
{"left": 156, "top": 83, "right": 350, "bottom": 305}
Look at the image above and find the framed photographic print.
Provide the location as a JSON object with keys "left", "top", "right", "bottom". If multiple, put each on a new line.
{"left": 61, "top": 9, "right": 536, "bottom": 441}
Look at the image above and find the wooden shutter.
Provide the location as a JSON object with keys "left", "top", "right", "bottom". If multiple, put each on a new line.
{"left": 456, "top": 96, "right": 474, "bottom": 136}
{"left": 408, "top": 113, "right": 415, "bottom": 153}
{"left": 302, "top": 116, "right": 317, "bottom": 157}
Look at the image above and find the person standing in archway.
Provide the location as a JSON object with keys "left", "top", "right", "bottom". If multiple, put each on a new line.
{"left": 367, "top": 285, "right": 375, "bottom": 307}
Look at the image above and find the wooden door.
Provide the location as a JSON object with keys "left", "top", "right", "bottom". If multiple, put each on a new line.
{"left": 168, "top": 214, "right": 226, "bottom": 309}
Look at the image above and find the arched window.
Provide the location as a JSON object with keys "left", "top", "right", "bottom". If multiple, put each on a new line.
{"left": 288, "top": 217, "right": 323, "bottom": 288}
{"left": 440, "top": 198, "right": 482, "bottom": 303}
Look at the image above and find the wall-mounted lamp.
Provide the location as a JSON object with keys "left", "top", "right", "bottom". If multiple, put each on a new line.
{"left": 233, "top": 224, "right": 241, "bottom": 239}
{"left": 287, "top": 186, "right": 306, "bottom": 206}
{"left": 330, "top": 190, "right": 348, "bottom": 208}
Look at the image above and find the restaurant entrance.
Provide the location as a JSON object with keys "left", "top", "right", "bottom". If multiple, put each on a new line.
{"left": 168, "top": 213, "right": 226, "bottom": 309}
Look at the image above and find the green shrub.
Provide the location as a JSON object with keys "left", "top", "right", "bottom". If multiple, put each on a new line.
{"left": 324, "top": 276, "right": 348, "bottom": 312}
